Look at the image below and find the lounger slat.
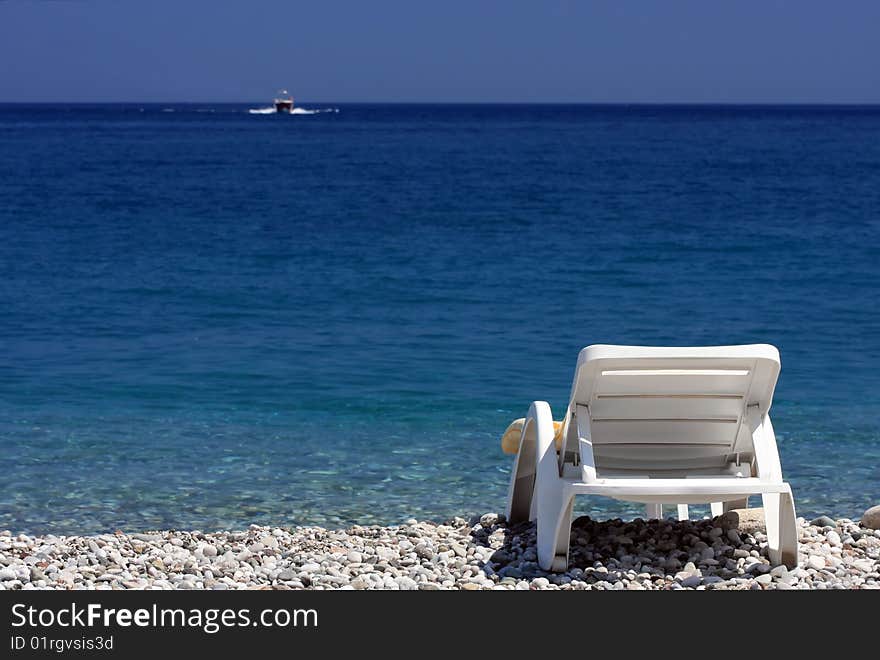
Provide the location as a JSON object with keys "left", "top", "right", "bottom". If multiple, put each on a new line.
{"left": 590, "top": 419, "right": 738, "bottom": 447}
{"left": 589, "top": 395, "right": 744, "bottom": 420}
{"left": 592, "top": 443, "right": 737, "bottom": 460}
{"left": 594, "top": 373, "right": 752, "bottom": 397}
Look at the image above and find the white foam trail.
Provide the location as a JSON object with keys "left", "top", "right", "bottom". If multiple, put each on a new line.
{"left": 248, "top": 107, "right": 339, "bottom": 115}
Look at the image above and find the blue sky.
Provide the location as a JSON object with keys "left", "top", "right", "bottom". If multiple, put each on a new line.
{"left": 1, "top": 0, "right": 879, "bottom": 102}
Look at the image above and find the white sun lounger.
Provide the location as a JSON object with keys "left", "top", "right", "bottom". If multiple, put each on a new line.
{"left": 506, "top": 344, "right": 798, "bottom": 571}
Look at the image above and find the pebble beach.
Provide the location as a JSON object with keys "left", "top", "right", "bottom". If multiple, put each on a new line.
{"left": 2, "top": 509, "right": 878, "bottom": 590}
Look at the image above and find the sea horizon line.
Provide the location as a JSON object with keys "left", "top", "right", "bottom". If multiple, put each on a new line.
{"left": 3, "top": 100, "right": 880, "bottom": 107}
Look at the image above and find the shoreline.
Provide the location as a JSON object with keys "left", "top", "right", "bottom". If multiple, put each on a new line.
{"left": 1, "top": 513, "right": 877, "bottom": 590}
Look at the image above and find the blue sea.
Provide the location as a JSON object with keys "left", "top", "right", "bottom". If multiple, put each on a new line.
{"left": 1, "top": 103, "right": 878, "bottom": 535}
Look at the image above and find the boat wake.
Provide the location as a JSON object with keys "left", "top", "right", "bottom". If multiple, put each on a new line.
{"left": 248, "top": 107, "right": 338, "bottom": 115}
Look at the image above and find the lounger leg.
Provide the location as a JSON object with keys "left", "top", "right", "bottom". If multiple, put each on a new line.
{"left": 537, "top": 494, "right": 574, "bottom": 572}
{"left": 710, "top": 502, "right": 724, "bottom": 517}
{"left": 763, "top": 491, "right": 798, "bottom": 568}
{"left": 507, "top": 464, "right": 535, "bottom": 524}
{"left": 506, "top": 417, "right": 538, "bottom": 524}
{"left": 554, "top": 497, "right": 575, "bottom": 572}
{"left": 525, "top": 401, "right": 572, "bottom": 572}
{"left": 645, "top": 503, "right": 662, "bottom": 520}
{"left": 677, "top": 504, "right": 689, "bottom": 521}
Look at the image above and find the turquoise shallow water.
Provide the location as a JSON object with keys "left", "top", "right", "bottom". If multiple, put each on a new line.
{"left": 1, "top": 103, "right": 878, "bottom": 534}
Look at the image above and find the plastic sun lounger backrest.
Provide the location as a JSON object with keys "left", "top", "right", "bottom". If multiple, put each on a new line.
{"left": 568, "top": 345, "right": 781, "bottom": 473}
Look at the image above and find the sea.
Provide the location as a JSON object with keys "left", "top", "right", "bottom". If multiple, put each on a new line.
{"left": 1, "top": 103, "right": 878, "bottom": 535}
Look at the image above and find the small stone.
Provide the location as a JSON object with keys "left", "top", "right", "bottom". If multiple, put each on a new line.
{"left": 532, "top": 577, "right": 550, "bottom": 589}
{"left": 825, "top": 531, "right": 841, "bottom": 547}
{"left": 679, "top": 575, "right": 702, "bottom": 588}
{"left": 202, "top": 545, "right": 218, "bottom": 558}
{"left": 395, "top": 576, "right": 419, "bottom": 590}
{"left": 663, "top": 558, "right": 682, "bottom": 571}
{"left": 479, "top": 513, "right": 500, "bottom": 527}
{"left": 861, "top": 506, "right": 880, "bottom": 530}
{"left": 414, "top": 544, "right": 434, "bottom": 560}
{"left": 807, "top": 555, "right": 826, "bottom": 570}
{"left": 755, "top": 574, "right": 772, "bottom": 585}
{"left": 778, "top": 572, "right": 798, "bottom": 585}
{"left": 347, "top": 551, "right": 363, "bottom": 563}
{"left": 811, "top": 516, "right": 837, "bottom": 528}
{"left": 461, "top": 582, "right": 480, "bottom": 590}
{"left": 719, "top": 508, "right": 766, "bottom": 534}
{"left": 0, "top": 568, "right": 16, "bottom": 581}
{"left": 852, "top": 559, "right": 874, "bottom": 573}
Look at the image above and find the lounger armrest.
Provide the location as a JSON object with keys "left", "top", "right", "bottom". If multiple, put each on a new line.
{"left": 528, "top": 401, "right": 563, "bottom": 484}
{"left": 525, "top": 401, "right": 557, "bottom": 453}
{"left": 749, "top": 406, "right": 783, "bottom": 482}
{"left": 575, "top": 404, "right": 597, "bottom": 483}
